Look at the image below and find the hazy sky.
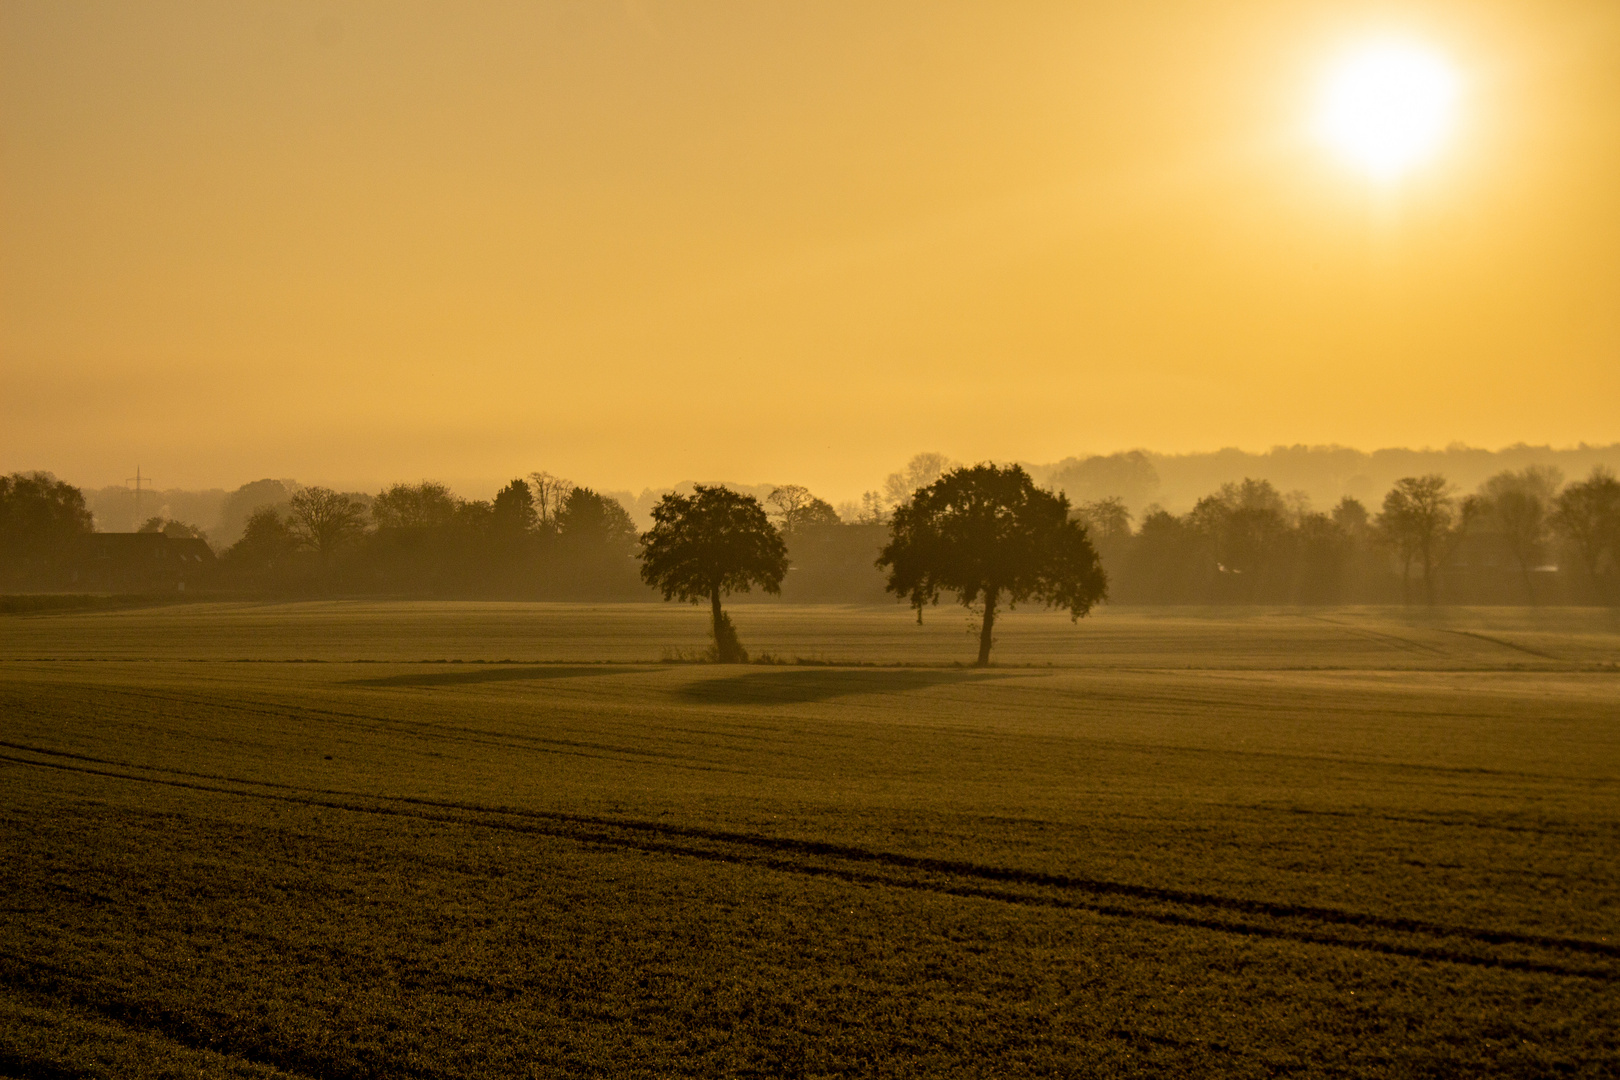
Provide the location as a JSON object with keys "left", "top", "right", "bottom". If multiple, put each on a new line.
{"left": 3, "top": 1, "right": 1617, "bottom": 500}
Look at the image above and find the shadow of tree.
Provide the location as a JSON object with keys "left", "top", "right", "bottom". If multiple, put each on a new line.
{"left": 675, "top": 668, "right": 1021, "bottom": 705}
{"left": 348, "top": 665, "right": 643, "bottom": 688}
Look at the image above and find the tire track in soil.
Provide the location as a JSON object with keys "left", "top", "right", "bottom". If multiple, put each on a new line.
{"left": 3, "top": 745, "right": 1615, "bottom": 980}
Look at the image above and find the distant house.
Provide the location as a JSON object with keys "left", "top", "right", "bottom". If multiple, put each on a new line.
{"left": 71, "top": 533, "right": 216, "bottom": 592}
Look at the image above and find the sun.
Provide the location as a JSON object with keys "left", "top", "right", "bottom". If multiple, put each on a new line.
{"left": 1313, "top": 41, "right": 1460, "bottom": 182}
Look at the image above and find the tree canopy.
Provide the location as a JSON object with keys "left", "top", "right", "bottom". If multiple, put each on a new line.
{"left": 877, "top": 463, "right": 1107, "bottom": 665}
{"left": 1375, "top": 475, "right": 1461, "bottom": 605}
{"left": 0, "top": 472, "right": 93, "bottom": 579}
{"left": 1479, "top": 466, "right": 1562, "bottom": 602}
{"left": 225, "top": 507, "right": 299, "bottom": 573}
{"left": 288, "top": 487, "right": 368, "bottom": 562}
{"left": 767, "top": 484, "right": 841, "bottom": 534}
{"left": 558, "top": 487, "right": 638, "bottom": 549}
{"left": 372, "top": 482, "right": 458, "bottom": 529}
{"left": 491, "top": 479, "right": 538, "bottom": 535}
{"left": 639, "top": 485, "right": 787, "bottom": 662}
{"left": 1551, "top": 466, "right": 1620, "bottom": 598}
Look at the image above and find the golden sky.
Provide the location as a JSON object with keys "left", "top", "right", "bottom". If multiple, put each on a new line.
{"left": 3, "top": 1, "right": 1617, "bottom": 499}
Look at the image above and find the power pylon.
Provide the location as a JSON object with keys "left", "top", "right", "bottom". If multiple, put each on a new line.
{"left": 125, "top": 466, "right": 157, "bottom": 530}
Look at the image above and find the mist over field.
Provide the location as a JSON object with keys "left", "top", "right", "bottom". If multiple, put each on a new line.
{"left": 69, "top": 441, "right": 1620, "bottom": 537}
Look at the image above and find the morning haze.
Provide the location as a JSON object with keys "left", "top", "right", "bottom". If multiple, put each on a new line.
{"left": 4, "top": 1, "right": 1618, "bottom": 495}
{"left": 4, "top": 3, "right": 1619, "bottom": 1077}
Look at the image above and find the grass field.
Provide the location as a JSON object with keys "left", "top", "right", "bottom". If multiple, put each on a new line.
{"left": 2, "top": 601, "right": 1617, "bottom": 1077}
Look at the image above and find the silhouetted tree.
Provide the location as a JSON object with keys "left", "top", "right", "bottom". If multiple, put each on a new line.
{"left": 454, "top": 499, "right": 494, "bottom": 533}
{"left": 1075, "top": 497, "right": 1132, "bottom": 544}
{"left": 288, "top": 487, "right": 368, "bottom": 562}
{"left": 1119, "top": 506, "right": 1201, "bottom": 603}
{"left": 372, "top": 482, "right": 459, "bottom": 529}
{"left": 226, "top": 507, "right": 299, "bottom": 574}
{"left": 1326, "top": 496, "right": 1377, "bottom": 599}
{"left": 639, "top": 485, "right": 787, "bottom": 662}
{"left": 1188, "top": 479, "right": 1293, "bottom": 602}
{"left": 878, "top": 464, "right": 1106, "bottom": 665}
{"left": 1294, "top": 511, "right": 1350, "bottom": 603}
{"left": 491, "top": 479, "right": 538, "bottom": 535}
{"left": 558, "top": 487, "right": 638, "bottom": 549}
{"left": 0, "top": 472, "right": 93, "bottom": 585}
{"left": 1072, "top": 497, "right": 1133, "bottom": 590}
{"left": 1479, "top": 467, "right": 1562, "bottom": 603}
{"left": 1377, "top": 475, "right": 1457, "bottom": 605}
{"left": 1551, "top": 466, "right": 1620, "bottom": 602}
{"left": 217, "top": 479, "right": 294, "bottom": 547}
{"left": 1332, "top": 496, "right": 1370, "bottom": 535}
{"left": 767, "top": 485, "right": 840, "bottom": 535}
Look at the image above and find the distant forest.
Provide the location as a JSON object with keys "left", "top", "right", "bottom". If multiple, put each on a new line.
{"left": 3, "top": 443, "right": 1618, "bottom": 605}
{"left": 74, "top": 443, "right": 1620, "bottom": 537}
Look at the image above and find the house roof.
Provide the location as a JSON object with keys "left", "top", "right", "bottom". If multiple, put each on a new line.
{"left": 78, "top": 533, "right": 216, "bottom": 563}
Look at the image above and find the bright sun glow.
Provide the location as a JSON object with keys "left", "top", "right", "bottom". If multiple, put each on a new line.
{"left": 1314, "top": 42, "right": 1460, "bottom": 181}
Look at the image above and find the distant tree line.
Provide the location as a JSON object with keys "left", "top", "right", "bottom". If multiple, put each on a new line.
{"left": 1078, "top": 466, "right": 1620, "bottom": 606}
{"left": 217, "top": 474, "right": 885, "bottom": 602}
{"left": 218, "top": 477, "right": 641, "bottom": 598}
{"left": 3, "top": 463, "right": 1618, "bottom": 607}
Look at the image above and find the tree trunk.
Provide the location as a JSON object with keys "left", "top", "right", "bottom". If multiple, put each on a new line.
{"left": 710, "top": 586, "right": 724, "bottom": 653}
{"left": 975, "top": 587, "right": 998, "bottom": 666}
{"left": 1420, "top": 543, "right": 1437, "bottom": 606}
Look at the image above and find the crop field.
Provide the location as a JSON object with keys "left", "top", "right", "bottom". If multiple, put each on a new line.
{"left": 1, "top": 601, "right": 1617, "bottom": 1078}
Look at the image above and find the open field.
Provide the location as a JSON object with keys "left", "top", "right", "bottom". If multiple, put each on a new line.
{"left": 2, "top": 602, "right": 1617, "bottom": 1077}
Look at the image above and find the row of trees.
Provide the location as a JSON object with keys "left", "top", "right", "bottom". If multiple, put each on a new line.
{"left": 4, "top": 462, "right": 1618, "bottom": 611}
{"left": 640, "top": 466, "right": 1104, "bottom": 665}
{"left": 642, "top": 461, "right": 1620, "bottom": 663}
{"left": 1075, "top": 465, "right": 1619, "bottom": 607}
{"left": 222, "top": 477, "right": 641, "bottom": 597}
{"left": 213, "top": 473, "right": 895, "bottom": 602}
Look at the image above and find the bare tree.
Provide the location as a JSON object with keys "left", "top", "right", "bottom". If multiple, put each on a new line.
{"left": 766, "top": 484, "right": 812, "bottom": 530}
{"left": 527, "top": 471, "right": 574, "bottom": 529}
{"left": 287, "top": 487, "right": 368, "bottom": 562}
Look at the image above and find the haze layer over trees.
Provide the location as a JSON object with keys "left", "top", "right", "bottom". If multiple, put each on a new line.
{"left": 5, "top": 445, "right": 1619, "bottom": 609}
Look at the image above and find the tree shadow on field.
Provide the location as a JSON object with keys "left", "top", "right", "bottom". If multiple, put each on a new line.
{"left": 676, "top": 668, "right": 1020, "bottom": 705}
{"left": 348, "top": 665, "right": 646, "bottom": 688}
